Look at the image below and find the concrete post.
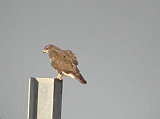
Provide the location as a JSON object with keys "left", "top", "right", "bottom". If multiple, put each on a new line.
{"left": 27, "top": 77, "right": 63, "bottom": 119}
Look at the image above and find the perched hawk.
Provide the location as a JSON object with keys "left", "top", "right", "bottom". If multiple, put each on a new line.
{"left": 43, "top": 44, "right": 87, "bottom": 84}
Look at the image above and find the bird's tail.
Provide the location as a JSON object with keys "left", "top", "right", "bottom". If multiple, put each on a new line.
{"left": 77, "top": 73, "right": 87, "bottom": 84}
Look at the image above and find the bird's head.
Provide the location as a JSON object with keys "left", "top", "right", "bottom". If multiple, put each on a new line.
{"left": 43, "top": 44, "right": 60, "bottom": 54}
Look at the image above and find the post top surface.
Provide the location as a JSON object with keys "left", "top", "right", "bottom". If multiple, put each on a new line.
{"left": 29, "top": 77, "right": 63, "bottom": 83}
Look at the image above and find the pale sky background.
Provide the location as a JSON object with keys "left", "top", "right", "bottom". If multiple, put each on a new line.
{"left": 0, "top": 0, "right": 160, "bottom": 119}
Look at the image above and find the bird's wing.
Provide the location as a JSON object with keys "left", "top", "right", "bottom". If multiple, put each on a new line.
{"left": 51, "top": 50, "right": 75, "bottom": 72}
{"left": 65, "top": 50, "right": 78, "bottom": 65}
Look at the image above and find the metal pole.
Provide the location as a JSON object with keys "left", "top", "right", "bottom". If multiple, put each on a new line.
{"left": 27, "top": 77, "right": 63, "bottom": 119}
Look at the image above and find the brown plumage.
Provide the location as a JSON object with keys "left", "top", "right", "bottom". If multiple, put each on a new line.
{"left": 43, "top": 44, "right": 87, "bottom": 84}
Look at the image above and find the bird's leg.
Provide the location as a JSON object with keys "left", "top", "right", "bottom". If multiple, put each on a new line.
{"left": 56, "top": 73, "right": 63, "bottom": 80}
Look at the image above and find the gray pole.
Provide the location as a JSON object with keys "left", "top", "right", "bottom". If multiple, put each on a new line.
{"left": 27, "top": 77, "right": 63, "bottom": 119}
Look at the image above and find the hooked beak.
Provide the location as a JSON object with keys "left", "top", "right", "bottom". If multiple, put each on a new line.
{"left": 43, "top": 49, "right": 46, "bottom": 53}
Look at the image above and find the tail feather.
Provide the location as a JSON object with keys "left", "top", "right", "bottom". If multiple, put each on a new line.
{"left": 77, "top": 74, "right": 87, "bottom": 84}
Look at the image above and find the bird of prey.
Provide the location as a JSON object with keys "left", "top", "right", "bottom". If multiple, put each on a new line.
{"left": 43, "top": 44, "right": 87, "bottom": 84}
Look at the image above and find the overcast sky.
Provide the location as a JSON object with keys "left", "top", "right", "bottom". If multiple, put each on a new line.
{"left": 0, "top": 0, "right": 160, "bottom": 119}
